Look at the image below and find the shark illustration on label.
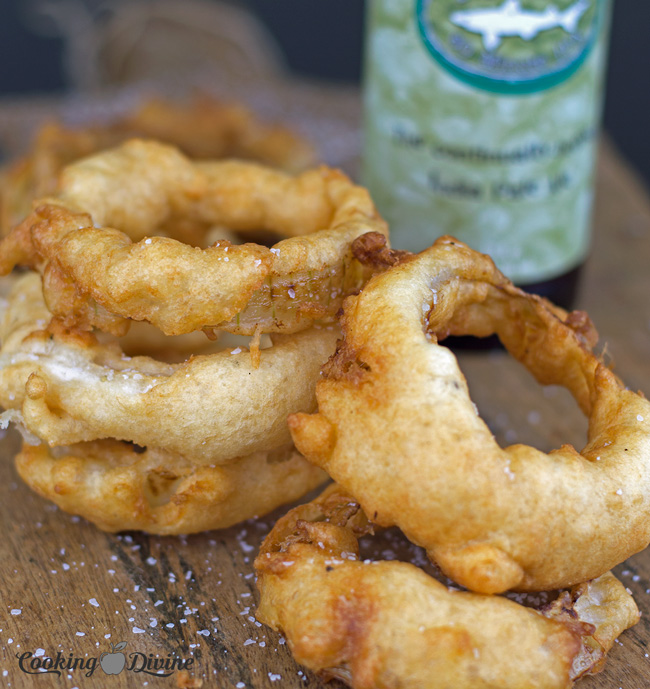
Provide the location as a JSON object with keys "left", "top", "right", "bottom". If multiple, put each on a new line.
{"left": 416, "top": 0, "right": 603, "bottom": 94}
{"left": 450, "top": 0, "right": 589, "bottom": 51}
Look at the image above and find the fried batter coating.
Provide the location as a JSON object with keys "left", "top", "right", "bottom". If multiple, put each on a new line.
{"left": 0, "top": 140, "right": 387, "bottom": 336}
{"left": 0, "top": 95, "right": 315, "bottom": 234}
{"left": 119, "top": 95, "right": 315, "bottom": 172}
{"left": 255, "top": 486, "right": 639, "bottom": 689}
{"left": 289, "top": 237, "right": 650, "bottom": 593}
{"left": 0, "top": 272, "right": 339, "bottom": 464}
{"left": 15, "top": 440, "right": 325, "bottom": 535}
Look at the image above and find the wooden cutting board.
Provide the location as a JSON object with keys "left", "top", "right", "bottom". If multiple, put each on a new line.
{"left": 2, "top": 137, "right": 650, "bottom": 688}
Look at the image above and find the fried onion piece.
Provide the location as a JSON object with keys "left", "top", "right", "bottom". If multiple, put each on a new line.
{"left": 0, "top": 95, "right": 315, "bottom": 234}
{"left": 15, "top": 440, "right": 326, "bottom": 535}
{"left": 0, "top": 140, "right": 386, "bottom": 336}
{"left": 120, "top": 95, "right": 315, "bottom": 172}
{"left": 255, "top": 485, "right": 639, "bottom": 689}
{"left": 289, "top": 237, "right": 650, "bottom": 593}
{"left": 542, "top": 573, "right": 641, "bottom": 680}
{"left": 0, "top": 272, "right": 339, "bottom": 464}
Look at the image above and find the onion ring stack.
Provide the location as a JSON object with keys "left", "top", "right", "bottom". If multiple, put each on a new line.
{"left": 0, "top": 273, "right": 338, "bottom": 465}
{"left": 1, "top": 102, "right": 643, "bottom": 683}
{"left": 0, "top": 260, "right": 334, "bottom": 536}
{"left": 255, "top": 485, "right": 640, "bottom": 689}
{"left": 0, "top": 136, "right": 388, "bottom": 533}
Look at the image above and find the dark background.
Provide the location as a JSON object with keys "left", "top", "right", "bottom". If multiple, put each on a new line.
{"left": 0, "top": 0, "right": 647, "bottom": 184}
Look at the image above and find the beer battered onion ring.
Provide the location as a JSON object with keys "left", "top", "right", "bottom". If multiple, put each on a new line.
{"left": 0, "top": 95, "right": 315, "bottom": 233}
{"left": 255, "top": 485, "right": 639, "bottom": 689}
{"left": 0, "top": 139, "right": 387, "bottom": 336}
{"left": 14, "top": 440, "right": 325, "bottom": 535}
{"left": 289, "top": 237, "right": 650, "bottom": 594}
{"left": 0, "top": 273, "right": 339, "bottom": 464}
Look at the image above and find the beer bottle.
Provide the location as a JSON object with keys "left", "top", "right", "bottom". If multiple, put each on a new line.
{"left": 362, "top": 0, "right": 613, "bottom": 308}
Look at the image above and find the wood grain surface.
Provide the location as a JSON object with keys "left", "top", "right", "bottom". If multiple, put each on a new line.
{"left": 1, "top": 134, "right": 650, "bottom": 689}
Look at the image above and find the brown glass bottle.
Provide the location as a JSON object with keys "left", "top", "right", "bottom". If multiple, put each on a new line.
{"left": 362, "top": 0, "right": 612, "bottom": 354}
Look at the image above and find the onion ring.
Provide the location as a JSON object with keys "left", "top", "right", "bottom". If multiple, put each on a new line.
{"left": 255, "top": 485, "right": 639, "bottom": 689}
{"left": 289, "top": 236, "right": 650, "bottom": 593}
{"left": 0, "top": 139, "right": 387, "bottom": 336}
{"left": 14, "top": 440, "right": 325, "bottom": 535}
{"left": 0, "top": 272, "right": 339, "bottom": 464}
{"left": 0, "top": 95, "right": 315, "bottom": 234}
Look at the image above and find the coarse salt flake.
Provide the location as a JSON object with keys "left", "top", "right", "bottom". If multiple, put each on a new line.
{"left": 132, "top": 627, "right": 145, "bottom": 634}
{"left": 527, "top": 410, "right": 541, "bottom": 425}
{"left": 89, "top": 598, "right": 99, "bottom": 607}
{"left": 10, "top": 609, "right": 21, "bottom": 615}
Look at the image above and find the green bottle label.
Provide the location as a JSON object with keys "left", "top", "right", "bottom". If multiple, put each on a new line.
{"left": 362, "top": 0, "right": 612, "bottom": 284}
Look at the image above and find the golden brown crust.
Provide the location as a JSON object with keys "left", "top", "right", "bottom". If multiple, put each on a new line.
{"left": 15, "top": 440, "right": 326, "bottom": 535}
{"left": 0, "top": 272, "right": 339, "bottom": 464}
{"left": 350, "top": 231, "right": 412, "bottom": 270}
{"left": 255, "top": 486, "right": 639, "bottom": 689}
{"left": 119, "top": 95, "right": 315, "bottom": 172}
{"left": 289, "top": 237, "right": 650, "bottom": 593}
{"left": 0, "top": 95, "right": 315, "bottom": 235}
{"left": 0, "top": 140, "right": 387, "bottom": 336}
